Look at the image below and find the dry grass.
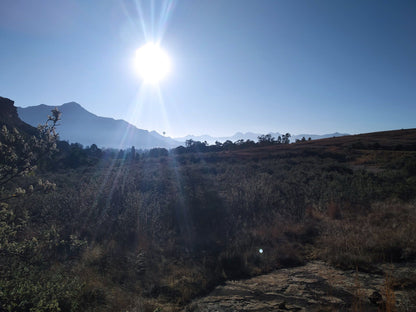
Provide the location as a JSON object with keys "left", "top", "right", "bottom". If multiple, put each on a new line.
{"left": 351, "top": 266, "right": 365, "bottom": 312}
{"left": 382, "top": 272, "right": 397, "bottom": 312}
{"left": 317, "top": 201, "right": 416, "bottom": 269}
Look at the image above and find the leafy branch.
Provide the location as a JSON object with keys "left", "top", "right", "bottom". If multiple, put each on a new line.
{"left": 0, "top": 108, "right": 61, "bottom": 201}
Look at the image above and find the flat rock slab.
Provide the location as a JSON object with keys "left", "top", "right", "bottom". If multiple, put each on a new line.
{"left": 184, "top": 261, "right": 416, "bottom": 311}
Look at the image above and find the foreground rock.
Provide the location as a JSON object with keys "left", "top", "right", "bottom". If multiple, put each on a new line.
{"left": 184, "top": 261, "right": 416, "bottom": 312}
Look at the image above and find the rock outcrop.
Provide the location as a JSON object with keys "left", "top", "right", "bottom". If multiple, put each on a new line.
{"left": 185, "top": 261, "right": 416, "bottom": 311}
{"left": 0, "top": 96, "right": 36, "bottom": 135}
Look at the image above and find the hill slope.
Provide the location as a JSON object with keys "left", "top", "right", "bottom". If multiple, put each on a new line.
{"left": 17, "top": 102, "right": 180, "bottom": 149}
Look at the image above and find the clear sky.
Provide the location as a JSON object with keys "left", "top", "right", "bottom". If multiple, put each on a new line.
{"left": 0, "top": 0, "right": 415, "bottom": 138}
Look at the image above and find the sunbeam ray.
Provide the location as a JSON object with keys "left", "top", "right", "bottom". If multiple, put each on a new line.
{"left": 157, "top": 0, "right": 176, "bottom": 40}
{"left": 133, "top": 0, "right": 149, "bottom": 41}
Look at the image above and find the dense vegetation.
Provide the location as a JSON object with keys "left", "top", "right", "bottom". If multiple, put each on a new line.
{"left": 1, "top": 106, "right": 416, "bottom": 311}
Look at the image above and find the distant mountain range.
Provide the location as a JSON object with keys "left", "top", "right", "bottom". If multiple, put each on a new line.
{"left": 175, "top": 132, "right": 349, "bottom": 145}
{"left": 17, "top": 101, "right": 349, "bottom": 149}
{"left": 17, "top": 102, "right": 181, "bottom": 149}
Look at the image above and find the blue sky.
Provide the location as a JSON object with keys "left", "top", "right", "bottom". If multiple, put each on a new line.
{"left": 0, "top": 0, "right": 415, "bottom": 137}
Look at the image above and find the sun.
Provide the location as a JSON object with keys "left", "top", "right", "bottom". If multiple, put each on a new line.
{"left": 134, "top": 42, "right": 171, "bottom": 84}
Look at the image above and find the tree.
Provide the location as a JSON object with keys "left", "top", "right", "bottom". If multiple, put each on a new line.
{"left": 0, "top": 107, "right": 60, "bottom": 201}
{"left": 222, "top": 140, "right": 234, "bottom": 150}
{"left": 130, "top": 146, "right": 136, "bottom": 161}
{"left": 282, "top": 133, "right": 291, "bottom": 144}
{"left": 185, "top": 140, "right": 208, "bottom": 152}
{"left": 185, "top": 139, "right": 195, "bottom": 148}
{"left": 148, "top": 147, "right": 168, "bottom": 157}
{"left": 257, "top": 134, "right": 276, "bottom": 145}
{"left": 0, "top": 108, "right": 86, "bottom": 312}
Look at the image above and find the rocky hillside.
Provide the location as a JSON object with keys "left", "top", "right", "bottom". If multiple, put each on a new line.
{"left": 0, "top": 96, "right": 36, "bottom": 135}
{"left": 185, "top": 261, "right": 416, "bottom": 311}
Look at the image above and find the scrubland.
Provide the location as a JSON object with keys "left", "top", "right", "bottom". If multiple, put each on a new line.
{"left": 1, "top": 129, "right": 416, "bottom": 311}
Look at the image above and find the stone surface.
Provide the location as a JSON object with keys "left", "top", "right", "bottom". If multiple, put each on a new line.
{"left": 184, "top": 261, "right": 416, "bottom": 312}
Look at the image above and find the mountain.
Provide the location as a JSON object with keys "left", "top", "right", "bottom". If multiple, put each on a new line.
{"left": 16, "top": 100, "right": 348, "bottom": 149}
{"left": 17, "top": 102, "right": 181, "bottom": 149}
{"left": 174, "top": 131, "right": 349, "bottom": 144}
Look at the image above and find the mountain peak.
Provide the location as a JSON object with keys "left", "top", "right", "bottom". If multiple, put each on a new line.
{"left": 61, "top": 102, "right": 82, "bottom": 108}
{"left": 17, "top": 101, "right": 181, "bottom": 149}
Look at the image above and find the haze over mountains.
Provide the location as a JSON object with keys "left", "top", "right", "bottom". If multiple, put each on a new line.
{"left": 18, "top": 101, "right": 348, "bottom": 149}
{"left": 17, "top": 102, "right": 180, "bottom": 149}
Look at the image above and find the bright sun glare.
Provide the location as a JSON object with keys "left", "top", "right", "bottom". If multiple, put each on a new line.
{"left": 134, "top": 42, "right": 171, "bottom": 84}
